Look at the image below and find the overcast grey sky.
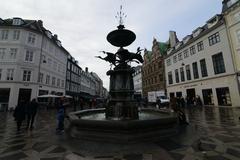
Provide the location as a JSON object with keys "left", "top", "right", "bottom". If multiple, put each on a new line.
{"left": 0, "top": 0, "right": 222, "bottom": 89}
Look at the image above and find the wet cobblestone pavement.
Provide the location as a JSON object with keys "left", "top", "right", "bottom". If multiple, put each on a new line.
{"left": 0, "top": 106, "right": 240, "bottom": 160}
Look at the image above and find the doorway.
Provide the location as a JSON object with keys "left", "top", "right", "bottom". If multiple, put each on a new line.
{"left": 176, "top": 92, "right": 182, "bottom": 98}
{"left": 186, "top": 88, "right": 196, "bottom": 105}
{"left": 0, "top": 88, "right": 10, "bottom": 111}
{"left": 18, "top": 88, "right": 32, "bottom": 104}
{"left": 202, "top": 89, "right": 214, "bottom": 105}
{"left": 216, "top": 87, "right": 231, "bottom": 106}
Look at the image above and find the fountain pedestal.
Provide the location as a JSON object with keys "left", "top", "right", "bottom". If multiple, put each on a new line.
{"left": 106, "top": 63, "right": 138, "bottom": 120}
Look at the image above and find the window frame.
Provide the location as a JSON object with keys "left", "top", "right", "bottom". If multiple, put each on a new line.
{"left": 186, "top": 65, "right": 191, "bottom": 80}
{"left": 22, "top": 70, "right": 31, "bottom": 82}
{"left": 197, "top": 41, "right": 204, "bottom": 51}
{"left": 200, "top": 59, "right": 208, "bottom": 77}
{"left": 208, "top": 32, "right": 220, "bottom": 46}
{"left": 192, "top": 62, "right": 199, "bottom": 79}
{"left": 212, "top": 52, "right": 226, "bottom": 74}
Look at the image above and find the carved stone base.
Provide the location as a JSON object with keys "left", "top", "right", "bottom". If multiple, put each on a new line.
{"left": 106, "top": 63, "right": 138, "bottom": 120}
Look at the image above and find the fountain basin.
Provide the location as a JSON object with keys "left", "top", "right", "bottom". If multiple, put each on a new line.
{"left": 67, "top": 108, "right": 178, "bottom": 143}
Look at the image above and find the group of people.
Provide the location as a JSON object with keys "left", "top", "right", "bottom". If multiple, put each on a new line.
{"left": 13, "top": 99, "right": 38, "bottom": 131}
{"left": 13, "top": 97, "right": 66, "bottom": 134}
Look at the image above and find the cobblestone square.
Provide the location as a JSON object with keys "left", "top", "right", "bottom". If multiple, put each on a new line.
{"left": 0, "top": 106, "right": 239, "bottom": 160}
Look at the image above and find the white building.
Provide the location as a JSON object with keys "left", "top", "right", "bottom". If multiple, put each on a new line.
{"left": 133, "top": 65, "right": 142, "bottom": 96}
{"left": 0, "top": 18, "right": 68, "bottom": 110}
{"left": 164, "top": 14, "right": 240, "bottom": 107}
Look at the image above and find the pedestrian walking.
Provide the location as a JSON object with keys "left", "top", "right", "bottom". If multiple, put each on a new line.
{"left": 156, "top": 97, "right": 161, "bottom": 109}
{"left": 13, "top": 100, "right": 26, "bottom": 132}
{"left": 180, "top": 96, "right": 185, "bottom": 108}
{"left": 26, "top": 99, "right": 38, "bottom": 130}
{"left": 170, "top": 96, "right": 188, "bottom": 125}
{"left": 56, "top": 99, "right": 65, "bottom": 134}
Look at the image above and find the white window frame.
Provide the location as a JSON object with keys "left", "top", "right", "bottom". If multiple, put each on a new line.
{"left": 0, "top": 48, "right": 6, "bottom": 59}
{"left": 38, "top": 72, "right": 44, "bottom": 83}
{"left": 1, "top": 30, "right": 8, "bottom": 40}
{"left": 22, "top": 70, "right": 31, "bottom": 82}
{"left": 6, "top": 69, "right": 14, "bottom": 80}
{"left": 27, "top": 32, "right": 36, "bottom": 45}
{"left": 52, "top": 77, "right": 56, "bottom": 86}
{"left": 46, "top": 75, "right": 50, "bottom": 84}
{"left": 9, "top": 48, "right": 17, "bottom": 59}
{"left": 25, "top": 50, "right": 34, "bottom": 62}
{"left": 13, "top": 30, "right": 20, "bottom": 40}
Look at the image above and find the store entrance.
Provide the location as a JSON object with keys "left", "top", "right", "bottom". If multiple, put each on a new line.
{"left": 202, "top": 89, "right": 214, "bottom": 105}
{"left": 18, "top": 88, "right": 32, "bottom": 104}
{"left": 216, "top": 87, "right": 231, "bottom": 106}
{"left": 186, "top": 88, "right": 196, "bottom": 105}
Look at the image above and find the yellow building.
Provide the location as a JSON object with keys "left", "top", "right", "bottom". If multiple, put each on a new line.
{"left": 223, "top": 0, "right": 240, "bottom": 82}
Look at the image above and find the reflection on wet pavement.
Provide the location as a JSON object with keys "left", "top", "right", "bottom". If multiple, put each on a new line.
{"left": 0, "top": 106, "right": 239, "bottom": 160}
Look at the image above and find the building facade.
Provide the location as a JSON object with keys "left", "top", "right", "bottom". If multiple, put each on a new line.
{"left": 79, "top": 67, "right": 96, "bottom": 99}
{"left": 66, "top": 55, "right": 81, "bottom": 101}
{"left": 90, "top": 72, "right": 103, "bottom": 98}
{"left": 164, "top": 14, "right": 240, "bottom": 106}
{"left": 142, "top": 38, "right": 169, "bottom": 98}
{"left": 132, "top": 65, "right": 142, "bottom": 96}
{"left": 0, "top": 18, "right": 68, "bottom": 110}
{"left": 223, "top": 0, "right": 240, "bottom": 93}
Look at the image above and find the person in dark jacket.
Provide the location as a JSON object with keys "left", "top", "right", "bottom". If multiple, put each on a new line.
{"left": 13, "top": 100, "right": 26, "bottom": 132}
{"left": 56, "top": 99, "right": 65, "bottom": 134}
{"left": 26, "top": 99, "right": 38, "bottom": 130}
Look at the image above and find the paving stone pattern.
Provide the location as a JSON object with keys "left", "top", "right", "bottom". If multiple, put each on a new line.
{"left": 0, "top": 106, "right": 240, "bottom": 160}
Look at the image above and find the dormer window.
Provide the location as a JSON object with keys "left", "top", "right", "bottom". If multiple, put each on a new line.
{"left": 175, "top": 42, "right": 182, "bottom": 49}
{"left": 192, "top": 27, "right": 203, "bottom": 38}
{"left": 183, "top": 35, "right": 191, "bottom": 44}
{"left": 207, "top": 15, "right": 220, "bottom": 28}
{"left": 12, "top": 18, "right": 23, "bottom": 25}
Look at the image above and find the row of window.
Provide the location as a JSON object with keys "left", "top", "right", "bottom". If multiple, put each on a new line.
{"left": 143, "top": 61, "right": 163, "bottom": 76}
{"left": 143, "top": 74, "right": 163, "bottom": 86}
{"left": 67, "top": 62, "right": 82, "bottom": 74}
{"left": 42, "top": 37, "right": 65, "bottom": 60}
{"left": 168, "top": 52, "right": 225, "bottom": 85}
{"left": 0, "top": 29, "right": 37, "bottom": 45}
{"left": 166, "top": 32, "right": 221, "bottom": 66}
{"left": 38, "top": 72, "right": 64, "bottom": 88}
{"left": 0, "top": 48, "right": 65, "bottom": 77}
{"left": 0, "top": 30, "right": 64, "bottom": 60}
{"left": 0, "top": 47, "right": 34, "bottom": 62}
{"left": 0, "top": 68, "right": 65, "bottom": 88}
{"left": 0, "top": 30, "right": 20, "bottom": 41}
{"left": 41, "top": 55, "right": 65, "bottom": 74}
{"left": 66, "top": 71, "right": 80, "bottom": 83}
{"left": 66, "top": 81, "right": 81, "bottom": 92}
{"left": 0, "top": 48, "right": 18, "bottom": 60}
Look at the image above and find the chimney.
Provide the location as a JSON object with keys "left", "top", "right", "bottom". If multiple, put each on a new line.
{"left": 53, "top": 34, "right": 58, "bottom": 40}
{"left": 38, "top": 20, "right": 43, "bottom": 27}
{"left": 85, "top": 67, "right": 88, "bottom": 73}
{"left": 169, "top": 31, "right": 178, "bottom": 48}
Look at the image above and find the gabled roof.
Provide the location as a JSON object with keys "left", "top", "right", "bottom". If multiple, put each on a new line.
{"left": 158, "top": 42, "right": 169, "bottom": 55}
